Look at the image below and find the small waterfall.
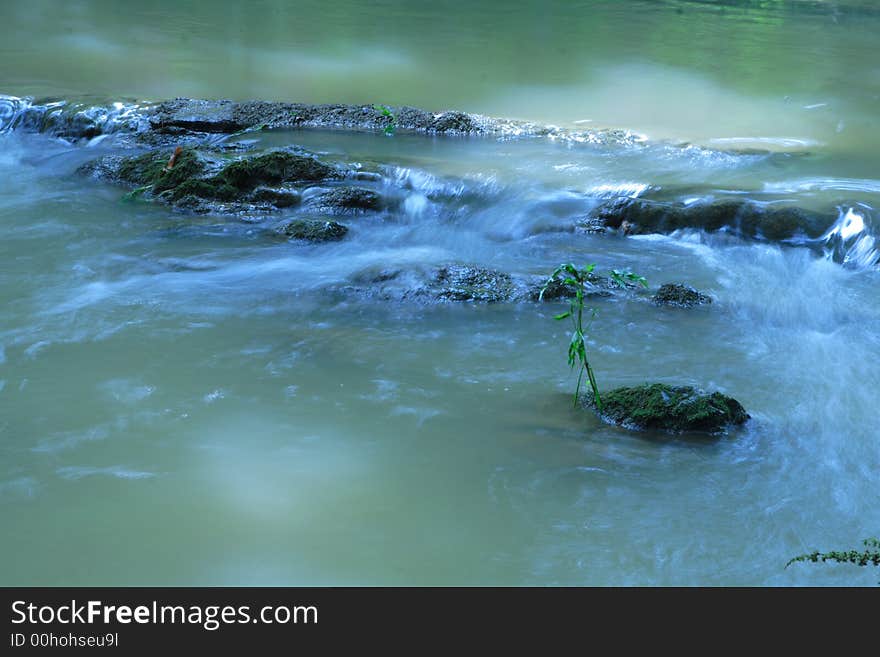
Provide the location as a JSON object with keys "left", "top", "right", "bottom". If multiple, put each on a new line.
{"left": 821, "top": 207, "right": 879, "bottom": 269}
{"left": 0, "top": 95, "right": 31, "bottom": 133}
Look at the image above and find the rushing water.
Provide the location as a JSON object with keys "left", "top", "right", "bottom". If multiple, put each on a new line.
{"left": 2, "top": 1, "right": 879, "bottom": 585}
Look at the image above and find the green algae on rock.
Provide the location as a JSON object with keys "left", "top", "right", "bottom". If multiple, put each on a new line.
{"left": 589, "top": 383, "right": 749, "bottom": 434}
{"left": 81, "top": 147, "right": 338, "bottom": 212}
{"left": 219, "top": 151, "right": 335, "bottom": 189}
{"left": 116, "top": 147, "right": 207, "bottom": 193}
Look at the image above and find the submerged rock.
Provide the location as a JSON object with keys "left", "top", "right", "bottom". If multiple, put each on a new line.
{"left": 249, "top": 187, "right": 300, "bottom": 208}
{"left": 590, "top": 383, "right": 749, "bottom": 434}
{"left": 531, "top": 272, "right": 615, "bottom": 301}
{"left": 652, "top": 283, "right": 712, "bottom": 308}
{"left": 432, "top": 265, "right": 515, "bottom": 303}
{"left": 591, "top": 197, "right": 831, "bottom": 241}
{"left": 307, "top": 187, "right": 383, "bottom": 213}
{"left": 279, "top": 219, "right": 348, "bottom": 242}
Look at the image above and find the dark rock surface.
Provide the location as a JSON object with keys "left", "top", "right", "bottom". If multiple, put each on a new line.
{"left": 591, "top": 197, "right": 832, "bottom": 241}
{"left": 306, "top": 187, "right": 383, "bottom": 213}
{"left": 652, "top": 283, "right": 713, "bottom": 308}
{"left": 278, "top": 219, "right": 349, "bottom": 242}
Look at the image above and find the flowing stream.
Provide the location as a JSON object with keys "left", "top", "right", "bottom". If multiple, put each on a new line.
{"left": 1, "top": 0, "right": 879, "bottom": 585}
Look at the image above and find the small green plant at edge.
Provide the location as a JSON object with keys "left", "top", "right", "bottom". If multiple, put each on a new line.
{"left": 373, "top": 104, "right": 396, "bottom": 136}
{"left": 540, "top": 264, "right": 647, "bottom": 410}
{"left": 786, "top": 537, "right": 880, "bottom": 582}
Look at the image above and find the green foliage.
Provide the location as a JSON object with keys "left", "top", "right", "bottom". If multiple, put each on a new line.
{"left": 373, "top": 104, "right": 396, "bottom": 136}
{"left": 787, "top": 538, "right": 880, "bottom": 572}
{"left": 609, "top": 269, "right": 648, "bottom": 289}
{"left": 540, "top": 263, "right": 645, "bottom": 410}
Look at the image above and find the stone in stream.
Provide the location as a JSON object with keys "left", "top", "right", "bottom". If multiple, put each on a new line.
{"left": 11, "top": 96, "right": 644, "bottom": 148}
{"left": 530, "top": 272, "right": 616, "bottom": 301}
{"left": 147, "top": 98, "right": 484, "bottom": 136}
{"left": 432, "top": 265, "right": 516, "bottom": 303}
{"left": 79, "top": 147, "right": 342, "bottom": 213}
{"left": 588, "top": 383, "right": 749, "bottom": 435}
{"left": 652, "top": 283, "right": 712, "bottom": 308}
{"left": 249, "top": 187, "right": 301, "bottom": 208}
{"left": 278, "top": 219, "right": 349, "bottom": 242}
{"left": 590, "top": 197, "right": 831, "bottom": 241}
{"left": 306, "top": 187, "right": 384, "bottom": 213}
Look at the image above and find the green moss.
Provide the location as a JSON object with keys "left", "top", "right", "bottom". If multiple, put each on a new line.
{"left": 114, "top": 149, "right": 334, "bottom": 206}
{"left": 169, "top": 178, "right": 238, "bottom": 202}
{"left": 596, "top": 383, "right": 749, "bottom": 434}
{"left": 219, "top": 152, "right": 334, "bottom": 190}
{"left": 117, "top": 148, "right": 205, "bottom": 194}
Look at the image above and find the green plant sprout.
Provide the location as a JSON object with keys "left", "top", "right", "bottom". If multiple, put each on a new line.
{"left": 540, "top": 264, "right": 647, "bottom": 410}
{"left": 373, "top": 104, "right": 396, "bottom": 136}
{"left": 787, "top": 538, "right": 880, "bottom": 575}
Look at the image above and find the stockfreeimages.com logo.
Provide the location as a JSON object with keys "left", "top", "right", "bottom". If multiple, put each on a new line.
{"left": 11, "top": 600, "right": 317, "bottom": 631}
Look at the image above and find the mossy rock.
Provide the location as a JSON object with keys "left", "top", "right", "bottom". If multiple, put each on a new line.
{"left": 117, "top": 148, "right": 206, "bottom": 194}
{"left": 170, "top": 178, "right": 238, "bottom": 202}
{"left": 111, "top": 148, "right": 336, "bottom": 207}
{"left": 652, "top": 283, "right": 712, "bottom": 308}
{"left": 250, "top": 187, "right": 301, "bottom": 208}
{"left": 279, "top": 219, "right": 348, "bottom": 242}
{"left": 220, "top": 151, "right": 335, "bottom": 190}
{"left": 308, "top": 187, "right": 383, "bottom": 212}
{"left": 592, "top": 383, "right": 749, "bottom": 434}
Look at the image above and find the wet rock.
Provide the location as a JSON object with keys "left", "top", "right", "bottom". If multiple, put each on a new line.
{"left": 530, "top": 273, "right": 614, "bottom": 301}
{"left": 427, "top": 110, "right": 479, "bottom": 133}
{"left": 652, "top": 283, "right": 712, "bottom": 308}
{"left": 591, "top": 197, "right": 831, "bottom": 241}
{"left": 80, "top": 147, "right": 336, "bottom": 213}
{"left": 307, "top": 187, "right": 383, "bottom": 213}
{"left": 334, "top": 265, "right": 630, "bottom": 306}
{"left": 147, "top": 99, "right": 485, "bottom": 136}
{"left": 279, "top": 219, "right": 348, "bottom": 242}
{"left": 577, "top": 216, "right": 611, "bottom": 234}
{"left": 23, "top": 100, "right": 148, "bottom": 141}
{"left": 432, "top": 265, "right": 515, "bottom": 302}
{"left": 116, "top": 147, "right": 208, "bottom": 193}
{"left": 221, "top": 151, "right": 336, "bottom": 189}
{"left": 250, "top": 187, "right": 300, "bottom": 208}
{"left": 590, "top": 383, "right": 749, "bottom": 434}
